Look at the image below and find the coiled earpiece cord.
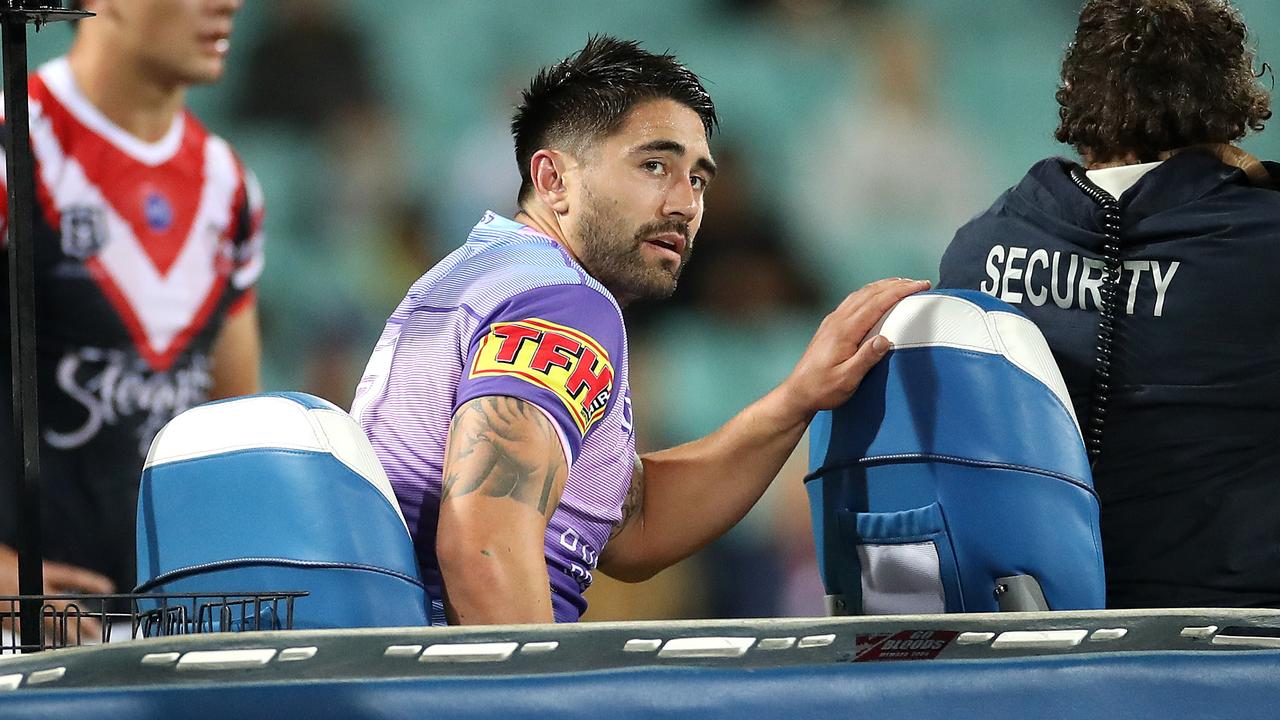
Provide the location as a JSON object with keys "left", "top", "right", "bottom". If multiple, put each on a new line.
{"left": 1069, "top": 167, "right": 1123, "bottom": 466}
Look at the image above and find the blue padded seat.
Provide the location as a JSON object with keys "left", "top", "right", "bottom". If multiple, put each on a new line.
{"left": 807, "top": 290, "right": 1105, "bottom": 613}
{"left": 136, "top": 392, "right": 429, "bottom": 629}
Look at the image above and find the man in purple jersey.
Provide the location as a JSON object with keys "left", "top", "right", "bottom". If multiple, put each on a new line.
{"left": 353, "top": 35, "right": 929, "bottom": 625}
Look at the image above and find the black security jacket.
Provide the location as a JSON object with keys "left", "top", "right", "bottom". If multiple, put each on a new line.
{"left": 939, "top": 151, "right": 1280, "bottom": 608}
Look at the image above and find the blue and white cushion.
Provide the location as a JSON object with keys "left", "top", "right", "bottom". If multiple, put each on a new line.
{"left": 807, "top": 290, "right": 1104, "bottom": 614}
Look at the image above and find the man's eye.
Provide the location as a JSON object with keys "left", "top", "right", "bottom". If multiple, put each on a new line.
{"left": 691, "top": 175, "right": 707, "bottom": 189}
{"left": 643, "top": 160, "right": 665, "bottom": 174}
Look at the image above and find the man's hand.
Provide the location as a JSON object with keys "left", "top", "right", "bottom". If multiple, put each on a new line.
{"left": 777, "top": 278, "right": 931, "bottom": 422}
{"left": 1, "top": 543, "right": 115, "bottom": 641}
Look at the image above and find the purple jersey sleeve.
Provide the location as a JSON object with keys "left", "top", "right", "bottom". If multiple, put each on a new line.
{"left": 455, "top": 284, "right": 623, "bottom": 462}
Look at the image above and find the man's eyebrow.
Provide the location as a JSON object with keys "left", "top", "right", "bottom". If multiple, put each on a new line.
{"left": 631, "top": 139, "right": 718, "bottom": 179}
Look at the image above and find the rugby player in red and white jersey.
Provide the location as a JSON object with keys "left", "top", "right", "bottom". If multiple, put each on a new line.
{"left": 0, "top": 0, "right": 263, "bottom": 608}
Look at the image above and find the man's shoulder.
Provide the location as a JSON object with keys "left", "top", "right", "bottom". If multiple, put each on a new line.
{"left": 451, "top": 229, "right": 618, "bottom": 314}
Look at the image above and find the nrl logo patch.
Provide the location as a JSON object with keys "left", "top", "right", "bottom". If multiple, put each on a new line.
{"left": 61, "top": 205, "right": 108, "bottom": 259}
{"left": 143, "top": 191, "right": 173, "bottom": 232}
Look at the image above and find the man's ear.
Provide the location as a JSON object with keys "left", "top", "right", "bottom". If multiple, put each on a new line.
{"left": 530, "top": 149, "right": 573, "bottom": 214}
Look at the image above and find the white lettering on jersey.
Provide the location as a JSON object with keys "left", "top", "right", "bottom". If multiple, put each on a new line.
{"left": 980, "top": 245, "right": 1003, "bottom": 295}
{"left": 979, "top": 244, "right": 1180, "bottom": 317}
{"left": 1122, "top": 260, "right": 1150, "bottom": 315}
{"left": 1000, "top": 246, "right": 1027, "bottom": 304}
{"left": 45, "top": 347, "right": 211, "bottom": 457}
{"left": 1079, "top": 258, "right": 1105, "bottom": 311}
{"left": 1151, "top": 260, "right": 1180, "bottom": 317}
{"left": 558, "top": 527, "right": 598, "bottom": 588}
{"left": 1050, "top": 251, "right": 1078, "bottom": 309}
{"left": 1025, "top": 249, "right": 1050, "bottom": 306}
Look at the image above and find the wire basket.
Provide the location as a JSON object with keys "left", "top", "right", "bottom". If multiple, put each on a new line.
{"left": 1, "top": 591, "right": 308, "bottom": 653}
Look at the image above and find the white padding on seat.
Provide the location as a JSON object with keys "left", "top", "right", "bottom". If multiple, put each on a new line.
{"left": 987, "top": 311, "right": 1079, "bottom": 431}
{"left": 145, "top": 396, "right": 330, "bottom": 466}
{"left": 857, "top": 542, "right": 946, "bottom": 615}
{"left": 865, "top": 294, "right": 1079, "bottom": 433}
{"left": 312, "top": 408, "right": 405, "bottom": 526}
{"left": 144, "top": 396, "right": 408, "bottom": 530}
{"left": 866, "top": 294, "right": 999, "bottom": 354}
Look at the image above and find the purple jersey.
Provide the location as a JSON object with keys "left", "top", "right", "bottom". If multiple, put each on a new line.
{"left": 352, "top": 212, "right": 635, "bottom": 623}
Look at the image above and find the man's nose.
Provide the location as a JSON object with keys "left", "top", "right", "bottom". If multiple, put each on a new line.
{"left": 663, "top": 177, "right": 699, "bottom": 220}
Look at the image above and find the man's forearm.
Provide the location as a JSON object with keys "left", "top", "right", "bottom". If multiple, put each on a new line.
{"left": 438, "top": 531, "right": 555, "bottom": 625}
{"left": 609, "top": 386, "right": 810, "bottom": 578}
{"left": 600, "top": 278, "right": 929, "bottom": 581}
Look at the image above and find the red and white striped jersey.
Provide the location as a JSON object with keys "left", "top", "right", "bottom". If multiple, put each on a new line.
{"left": 0, "top": 57, "right": 265, "bottom": 591}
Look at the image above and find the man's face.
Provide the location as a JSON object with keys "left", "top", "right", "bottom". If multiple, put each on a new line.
{"left": 566, "top": 99, "right": 716, "bottom": 304}
{"left": 93, "top": 0, "right": 242, "bottom": 86}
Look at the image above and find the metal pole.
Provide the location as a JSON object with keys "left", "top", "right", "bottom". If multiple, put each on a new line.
{"left": 2, "top": 1, "right": 42, "bottom": 651}
{"left": 1, "top": 0, "right": 90, "bottom": 652}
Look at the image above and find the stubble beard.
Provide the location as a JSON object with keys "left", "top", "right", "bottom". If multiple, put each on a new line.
{"left": 575, "top": 189, "right": 692, "bottom": 305}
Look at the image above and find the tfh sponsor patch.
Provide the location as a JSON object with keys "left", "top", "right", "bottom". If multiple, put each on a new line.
{"left": 470, "top": 318, "right": 614, "bottom": 434}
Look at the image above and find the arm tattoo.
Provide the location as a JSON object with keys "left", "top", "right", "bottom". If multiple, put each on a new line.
{"left": 611, "top": 454, "right": 645, "bottom": 539}
{"left": 440, "top": 396, "right": 566, "bottom": 516}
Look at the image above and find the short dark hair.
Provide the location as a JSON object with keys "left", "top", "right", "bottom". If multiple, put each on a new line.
{"left": 511, "top": 35, "right": 717, "bottom": 204}
{"left": 1055, "top": 0, "right": 1271, "bottom": 162}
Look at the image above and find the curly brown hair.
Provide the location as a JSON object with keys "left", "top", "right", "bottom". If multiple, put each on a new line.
{"left": 1055, "top": 0, "right": 1271, "bottom": 163}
